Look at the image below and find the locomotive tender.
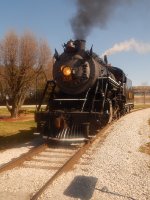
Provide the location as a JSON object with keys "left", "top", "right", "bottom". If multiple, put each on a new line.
{"left": 35, "top": 40, "right": 134, "bottom": 141}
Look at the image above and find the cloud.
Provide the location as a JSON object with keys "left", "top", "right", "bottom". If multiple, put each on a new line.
{"left": 101, "top": 38, "right": 150, "bottom": 57}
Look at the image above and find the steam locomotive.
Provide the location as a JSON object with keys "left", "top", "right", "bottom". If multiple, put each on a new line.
{"left": 35, "top": 40, "right": 134, "bottom": 141}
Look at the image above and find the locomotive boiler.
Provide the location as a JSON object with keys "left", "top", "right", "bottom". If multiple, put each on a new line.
{"left": 35, "top": 39, "right": 134, "bottom": 141}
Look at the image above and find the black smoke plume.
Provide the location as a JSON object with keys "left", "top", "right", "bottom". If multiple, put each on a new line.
{"left": 70, "top": 0, "right": 131, "bottom": 39}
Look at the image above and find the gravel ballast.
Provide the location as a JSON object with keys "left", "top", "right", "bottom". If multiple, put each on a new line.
{"left": 0, "top": 138, "right": 42, "bottom": 167}
{"left": 39, "top": 109, "right": 150, "bottom": 200}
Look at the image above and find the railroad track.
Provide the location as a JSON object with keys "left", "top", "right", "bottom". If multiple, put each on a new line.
{"left": 30, "top": 124, "right": 111, "bottom": 200}
{"left": 0, "top": 123, "right": 111, "bottom": 200}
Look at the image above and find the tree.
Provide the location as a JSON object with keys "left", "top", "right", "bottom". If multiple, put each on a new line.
{"left": 0, "top": 31, "right": 52, "bottom": 118}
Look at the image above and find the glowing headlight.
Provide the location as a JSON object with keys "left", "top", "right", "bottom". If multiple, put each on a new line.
{"left": 62, "top": 66, "right": 71, "bottom": 76}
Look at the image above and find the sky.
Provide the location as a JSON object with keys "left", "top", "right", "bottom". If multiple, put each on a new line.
{"left": 0, "top": 0, "right": 150, "bottom": 86}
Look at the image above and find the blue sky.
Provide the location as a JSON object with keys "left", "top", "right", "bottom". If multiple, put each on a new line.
{"left": 0, "top": 0, "right": 150, "bottom": 86}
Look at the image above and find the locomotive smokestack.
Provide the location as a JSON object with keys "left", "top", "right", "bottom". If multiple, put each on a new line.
{"left": 74, "top": 39, "right": 86, "bottom": 51}
{"left": 104, "top": 55, "right": 108, "bottom": 65}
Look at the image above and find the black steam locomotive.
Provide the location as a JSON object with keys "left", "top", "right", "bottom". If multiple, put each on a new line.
{"left": 35, "top": 40, "right": 134, "bottom": 141}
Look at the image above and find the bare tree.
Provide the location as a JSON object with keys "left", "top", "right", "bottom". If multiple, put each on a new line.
{"left": 0, "top": 31, "right": 52, "bottom": 117}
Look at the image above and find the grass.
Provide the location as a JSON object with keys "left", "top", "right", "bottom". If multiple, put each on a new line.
{"left": 0, "top": 106, "right": 37, "bottom": 150}
{"left": 0, "top": 120, "right": 36, "bottom": 137}
{"left": 140, "top": 143, "right": 150, "bottom": 155}
{"left": 0, "top": 106, "right": 36, "bottom": 116}
{"left": 0, "top": 120, "right": 36, "bottom": 151}
{"left": 139, "top": 119, "right": 150, "bottom": 156}
{"left": 0, "top": 108, "right": 10, "bottom": 116}
{"left": 134, "top": 104, "right": 150, "bottom": 109}
{"left": 0, "top": 105, "right": 46, "bottom": 116}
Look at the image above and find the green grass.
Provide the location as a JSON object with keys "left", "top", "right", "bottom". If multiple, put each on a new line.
{"left": 0, "top": 120, "right": 37, "bottom": 151}
{"left": 0, "top": 106, "right": 45, "bottom": 150}
{"left": 0, "top": 120, "right": 36, "bottom": 137}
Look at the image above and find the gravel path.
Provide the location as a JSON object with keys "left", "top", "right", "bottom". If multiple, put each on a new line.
{"left": 39, "top": 109, "right": 150, "bottom": 200}
{"left": 0, "top": 138, "right": 42, "bottom": 167}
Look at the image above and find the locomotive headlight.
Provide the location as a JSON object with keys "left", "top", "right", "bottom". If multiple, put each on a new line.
{"left": 62, "top": 66, "right": 72, "bottom": 76}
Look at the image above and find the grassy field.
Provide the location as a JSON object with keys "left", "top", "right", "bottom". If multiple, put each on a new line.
{"left": 0, "top": 121, "right": 36, "bottom": 151}
{"left": 0, "top": 107, "right": 37, "bottom": 150}
{"left": 0, "top": 108, "right": 11, "bottom": 116}
{"left": 0, "top": 120, "right": 36, "bottom": 137}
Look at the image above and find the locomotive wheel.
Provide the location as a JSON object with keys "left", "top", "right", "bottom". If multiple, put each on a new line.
{"left": 102, "top": 100, "right": 113, "bottom": 125}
